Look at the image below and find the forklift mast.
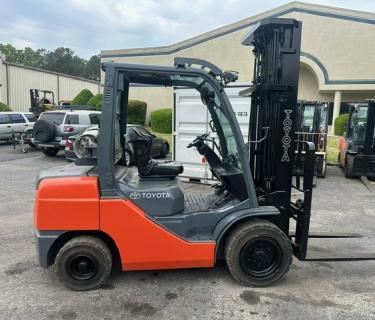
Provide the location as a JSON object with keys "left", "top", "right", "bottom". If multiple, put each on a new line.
{"left": 240, "top": 18, "right": 375, "bottom": 262}
{"left": 241, "top": 18, "right": 315, "bottom": 259}
{"left": 242, "top": 19, "right": 302, "bottom": 195}
{"left": 364, "top": 100, "right": 375, "bottom": 155}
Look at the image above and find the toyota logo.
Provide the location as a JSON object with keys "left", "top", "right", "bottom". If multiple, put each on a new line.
{"left": 129, "top": 192, "right": 141, "bottom": 200}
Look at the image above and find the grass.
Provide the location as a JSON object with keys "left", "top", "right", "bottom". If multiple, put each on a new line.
{"left": 327, "top": 135, "right": 340, "bottom": 164}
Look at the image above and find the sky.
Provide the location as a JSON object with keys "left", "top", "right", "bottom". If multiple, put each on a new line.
{"left": 0, "top": 0, "right": 375, "bottom": 59}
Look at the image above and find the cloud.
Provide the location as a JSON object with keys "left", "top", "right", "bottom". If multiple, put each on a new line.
{"left": 0, "top": 0, "right": 374, "bottom": 58}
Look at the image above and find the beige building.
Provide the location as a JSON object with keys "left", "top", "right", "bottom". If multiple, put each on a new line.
{"left": 101, "top": 1, "right": 375, "bottom": 132}
{"left": 0, "top": 54, "right": 100, "bottom": 112}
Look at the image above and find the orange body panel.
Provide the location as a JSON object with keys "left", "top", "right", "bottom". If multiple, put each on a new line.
{"left": 339, "top": 136, "right": 348, "bottom": 152}
{"left": 35, "top": 177, "right": 99, "bottom": 230}
{"left": 99, "top": 199, "right": 216, "bottom": 271}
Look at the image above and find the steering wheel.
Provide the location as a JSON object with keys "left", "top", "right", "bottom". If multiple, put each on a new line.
{"left": 187, "top": 133, "right": 209, "bottom": 148}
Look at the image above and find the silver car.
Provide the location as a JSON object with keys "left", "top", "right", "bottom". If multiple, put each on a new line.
{"left": 0, "top": 112, "right": 36, "bottom": 143}
{"left": 33, "top": 110, "right": 101, "bottom": 156}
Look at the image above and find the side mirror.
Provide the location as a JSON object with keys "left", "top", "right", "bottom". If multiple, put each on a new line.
{"left": 209, "top": 120, "right": 216, "bottom": 132}
{"left": 152, "top": 133, "right": 156, "bottom": 138}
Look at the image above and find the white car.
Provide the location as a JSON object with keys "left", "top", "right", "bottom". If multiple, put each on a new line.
{"left": 0, "top": 112, "right": 36, "bottom": 143}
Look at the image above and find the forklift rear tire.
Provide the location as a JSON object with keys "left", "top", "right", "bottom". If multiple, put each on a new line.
{"left": 225, "top": 220, "right": 292, "bottom": 287}
{"left": 55, "top": 236, "right": 112, "bottom": 291}
{"left": 42, "top": 147, "right": 59, "bottom": 156}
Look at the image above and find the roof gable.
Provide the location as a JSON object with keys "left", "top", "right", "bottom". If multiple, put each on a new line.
{"left": 101, "top": 1, "right": 375, "bottom": 58}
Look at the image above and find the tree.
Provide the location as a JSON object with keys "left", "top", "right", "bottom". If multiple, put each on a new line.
{"left": 44, "top": 47, "right": 86, "bottom": 77}
{"left": 85, "top": 55, "right": 100, "bottom": 81}
{"left": 0, "top": 43, "right": 100, "bottom": 81}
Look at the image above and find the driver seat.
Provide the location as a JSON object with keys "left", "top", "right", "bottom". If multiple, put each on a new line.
{"left": 128, "top": 127, "right": 183, "bottom": 179}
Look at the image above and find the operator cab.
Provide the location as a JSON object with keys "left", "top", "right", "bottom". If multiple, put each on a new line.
{"left": 97, "top": 60, "right": 253, "bottom": 218}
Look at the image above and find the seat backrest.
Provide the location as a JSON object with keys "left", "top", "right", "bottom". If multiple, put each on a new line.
{"left": 128, "top": 127, "right": 153, "bottom": 168}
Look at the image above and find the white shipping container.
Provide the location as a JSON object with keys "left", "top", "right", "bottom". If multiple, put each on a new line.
{"left": 173, "top": 84, "right": 251, "bottom": 182}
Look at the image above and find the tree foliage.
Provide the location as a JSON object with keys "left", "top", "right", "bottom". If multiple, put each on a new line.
{"left": 71, "top": 89, "right": 94, "bottom": 105}
{"left": 150, "top": 108, "right": 172, "bottom": 133}
{"left": 128, "top": 100, "right": 147, "bottom": 125}
{"left": 334, "top": 113, "right": 349, "bottom": 136}
{"left": 0, "top": 102, "right": 11, "bottom": 111}
{"left": 0, "top": 44, "right": 100, "bottom": 81}
{"left": 87, "top": 93, "right": 103, "bottom": 109}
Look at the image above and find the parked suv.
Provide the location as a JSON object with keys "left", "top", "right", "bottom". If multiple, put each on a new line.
{"left": 0, "top": 112, "right": 36, "bottom": 144}
{"left": 32, "top": 110, "right": 101, "bottom": 156}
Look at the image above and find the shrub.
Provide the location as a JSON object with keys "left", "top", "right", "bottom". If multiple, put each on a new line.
{"left": 87, "top": 93, "right": 103, "bottom": 109}
{"left": 128, "top": 100, "right": 147, "bottom": 125}
{"left": 71, "top": 89, "right": 94, "bottom": 105}
{"left": 334, "top": 113, "right": 349, "bottom": 136}
{"left": 0, "top": 102, "right": 11, "bottom": 111}
{"left": 96, "top": 100, "right": 103, "bottom": 109}
{"left": 150, "top": 108, "right": 172, "bottom": 133}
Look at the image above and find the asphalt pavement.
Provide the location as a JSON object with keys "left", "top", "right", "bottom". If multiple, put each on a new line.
{"left": 0, "top": 146, "right": 374, "bottom": 320}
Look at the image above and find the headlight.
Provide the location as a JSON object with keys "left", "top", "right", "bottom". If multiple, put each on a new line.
{"left": 74, "top": 131, "right": 98, "bottom": 159}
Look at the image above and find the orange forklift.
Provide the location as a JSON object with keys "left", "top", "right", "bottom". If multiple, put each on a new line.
{"left": 34, "top": 19, "right": 375, "bottom": 291}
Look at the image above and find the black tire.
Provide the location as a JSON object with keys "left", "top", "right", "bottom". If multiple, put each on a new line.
{"left": 225, "top": 220, "right": 292, "bottom": 287}
{"left": 165, "top": 142, "right": 170, "bottom": 155}
{"left": 33, "top": 119, "right": 56, "bottom": 143}
{"left": 345, "top": 154, "right": 355, "bottom": 178}
{"left": 158, "top": 142, "right": 170, "bottom": 158}
{"left": 55, "top": 236, "right": 112, "bottom": 291}
{"left": 125, "top": 150, "right": 132, "bottom": 166}
{"left": 28, "top": 142, "right": 37, "bottom": 148}
{"left": 338, "top": 153, "right": 343, "bottom": 168}
{"left": 42, "top": 147, "right": 59, "bottom": 156}
{"left": 317, "top": 157, "right": 327, "bottom": 178}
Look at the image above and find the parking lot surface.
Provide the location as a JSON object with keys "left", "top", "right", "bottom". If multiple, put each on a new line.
{"left": 0, "top": 144, "right": 374, "bottom": 320}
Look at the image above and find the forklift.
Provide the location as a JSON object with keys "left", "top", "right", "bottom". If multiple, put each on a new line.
{"left": 339, "top": 101, "right": 375, "bottom": 178}
{"left": 33, "top": 18, "right": 375, "bottom": 291}
{"left": 29, "top": 89, "right": 55, "bottom": 117}
{"left": 295, "top": 101, "right": 329, "bottom": 178}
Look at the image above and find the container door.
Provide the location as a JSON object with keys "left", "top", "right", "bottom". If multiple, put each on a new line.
{"left": 173, "top": 84, "right": 251, "bottom": 181}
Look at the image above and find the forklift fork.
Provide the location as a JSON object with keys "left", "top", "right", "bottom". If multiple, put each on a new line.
{"left": 291, "top": 141, "right": 375, "bottom": 262}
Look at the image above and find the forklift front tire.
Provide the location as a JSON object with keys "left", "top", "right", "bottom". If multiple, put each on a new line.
{"left": 317, "top": 158, "right": 327, "bottom": 178}
{"left": 55, "top": 236, "right": 112, "bottom": 291}
{"left": 344, "top": 155, "right": 355, "bottom": 178}
{"left": 225, "top": 220, "right": 292, "bottom": 287}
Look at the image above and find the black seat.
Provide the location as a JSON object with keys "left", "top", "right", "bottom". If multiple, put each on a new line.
{"left": 127, "top": 127, "right": 183, "bottom": 179}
